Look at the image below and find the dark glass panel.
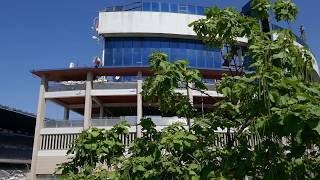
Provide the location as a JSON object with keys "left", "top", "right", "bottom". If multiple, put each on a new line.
{"left": 143, "top": 2, "right": 151, "bottom": 11}
{"left": 114, "top": 49, "right": 123, "bottom": 66}
{"left": 188, "top": 49, "right": 197, "bottom": 67}
{"left": 105, "top": 49, "right": 114, "bottom": 66}
{"left": 178, "top": 4, "right": 188, "bottom": 13}
{"left": 206, "top": 51, "right": 214, "bottom": 68}
{"left": 123, "top": 39, "right": 132, "bottom": 48}
{"left": 197, "top": 50, "right": 206, "bottom": 68}
{"left": 161, "top": 3, "right": 169, "bottom": 12}
{"left": 188, "top": 5, "right": 196, "bottom": 14}
{"left": 196, "top": 6, "right": 205, "bottom": 15}
{"left": 152, "top": 2, "right": 160, "bottom": 12}
{"left": 214, "top": 51, "right": 222, "bottom": 68}
{"left": 133, "top": 48, "right": 143, "bottom": 66}
{"left": 170, "top": 3, "right": 178, "bottom": 13}
{"left": 123, "top": 48, "right": 133, "bottom": 65}
{"left": 160, "top": 39, "right": 170, "bottom": 48}
{"left": 132, "top": 38, "right": 142, "bottom": 48}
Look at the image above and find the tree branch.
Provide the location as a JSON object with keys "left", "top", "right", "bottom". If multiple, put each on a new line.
{"left": 186, "top": 84, "right": 217, "bottom": 99}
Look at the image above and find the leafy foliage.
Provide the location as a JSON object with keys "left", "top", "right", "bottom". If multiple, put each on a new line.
{"left": 273, "top": 0, "right": 299, "bottom": 22}
{"left": 57, "top": 122, "right": 129, "bottom": 179}
{"left": 59, "top": 1, "right": 320, "bottom": 179}
{"left": 251, "top": 0, "right": 271, "bottom": 20}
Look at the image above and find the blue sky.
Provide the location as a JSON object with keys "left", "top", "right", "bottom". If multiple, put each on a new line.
{"left": 0, "top": 0, "right": 318, "bottom": 119}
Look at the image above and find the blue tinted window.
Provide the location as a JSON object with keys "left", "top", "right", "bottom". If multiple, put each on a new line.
{"left": 161, "top": 3, "right": 169, "bottom": 12}
{"left": 152, "top": 2, "right": 160, "bottom": 12}
{"left": 143, "top": 2, "right": 151, "bottom": 11}
{"left": 197, "top": 6, "right": 205, "bottom": 15}
{"left": 197, "top": 51, "right": 206, "bottom": 68}
{"left": 132, "top": 38, "right": 142, "bottom": 48}
{"left": 124, "top": 48, "right": 133, "bottom": 65}
{"left": 179, "top": 4, "right": 188, "bottom": 13}
{"left": 115, "top": 6, "right": 123, "bottom": 11}
{"left": 104, "top": 38, "right": 223, "bottom": 69}
{"left": 106, "top": 49, "right": 113, "bottom": 66}
{"left": 114, "top": 49, "right": 123, "bottom": 66}
{"left": 188, "top": 5, "right": 196, "bottom": 14}
{"left": 133, "top": 48, "right": 142, "bottom": 66}
{"left": 107, "top": 3, "right": 209, "bottom": 15}
{"left": 123, "top": 40, "right": 132, "bottom": 48}
{"left": 170, "top": 4, "right": 178, "bottom": 13}
{"left": 214, "top": 51, "right": 222, "bottom": 68}
{"left": 113, "top": 40, "right": 123, "bottom": 48}
{"left": 188, "top": 50, "right": 197, "bottom": 67}
{"left": 206, "top": 52, "right": 214, "bottom": 68}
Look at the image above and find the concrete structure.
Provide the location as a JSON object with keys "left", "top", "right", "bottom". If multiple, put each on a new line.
{"left": 0, "top": 105, "right": 36, "bottom": 179}
{"left": 29, "top": 1, "right": 319, "bottom": 179}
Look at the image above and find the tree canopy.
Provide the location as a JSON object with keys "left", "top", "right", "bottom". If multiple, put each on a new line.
{"left": 58, "top": 0, "right": 320, "bottom": 179}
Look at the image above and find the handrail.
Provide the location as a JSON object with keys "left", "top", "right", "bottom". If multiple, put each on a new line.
{"left": 44, "top": 120, "right": 84, "bottom": 128}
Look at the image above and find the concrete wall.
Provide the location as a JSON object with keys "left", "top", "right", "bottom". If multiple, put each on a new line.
{"left": 98, "top": 11, "right": 203, "bottom": 38}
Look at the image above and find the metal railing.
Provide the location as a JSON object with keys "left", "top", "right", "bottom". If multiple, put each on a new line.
{"left": 43, "top": 117, "right": 189, "bottom": 128}
{"left": 93, "top": 82, "right": 137, "bottom": 90}
{"left": 44, "top": 120, "right": 84, "bottom": 128}
{"left": 47, "top": 82, "right": 85, "bottom": 92}
{"left": 39, "top": 130, "right": 260, "bottom": 151}
{"left": 92, "top": 117, "right": 137, "bottom": 127}
{"left": 47, "top": 82, "right": 138, "bottom": 92}
{"left": 104, "top": 1, "right": 208, "bottom": 15}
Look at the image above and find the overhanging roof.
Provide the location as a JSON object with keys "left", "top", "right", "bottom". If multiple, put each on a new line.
{"left": 31, "top": 67, "right": 233, "bottom": 81}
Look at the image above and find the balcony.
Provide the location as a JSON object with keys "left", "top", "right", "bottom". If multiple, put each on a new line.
{"left": 44, "top": 120, "right": 84, "bottom": 128}
{"left": 43, "top": 116, "right": 188, "bottom": 128}
{"left": 47, "top": 82, "right": 137, "bottom": 92}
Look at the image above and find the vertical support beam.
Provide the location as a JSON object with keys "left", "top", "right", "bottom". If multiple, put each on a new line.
{"left": 136, "top": 71, "right": 143, "bottom": 138}
{"left": 84, "top": 72, "right": 93, "bottom": 129}
{"left": 30, "top": 76, "right": 47, "bottom": 179}
{"left": 99, "top": 106, "right": 104, "bottom": 118}
{"left": 64, "top": 107, "right": 70, "bottom": 120}
{"left": 186, "top": 83, "right": 193, "bottom": 128}
{"left": 237, "top": 46, "right": 244, "bottom": 68}
{"left": 187, "top": 83, "right": 194, "bottom": 105}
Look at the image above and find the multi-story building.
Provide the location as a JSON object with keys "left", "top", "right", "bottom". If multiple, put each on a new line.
{"left": 29, "top": 0, "right": 319, "bottom": 179}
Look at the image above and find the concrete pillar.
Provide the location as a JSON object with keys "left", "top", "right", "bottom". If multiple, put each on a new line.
{"left": 63, "top": 107, "right": 70, "bottom": 120}
{"left": 237, "top": 46, "right": 244, "bottom": 68}
{"left": 30, "top": 76, "right": 47, "bottom": 180}
{"left": 186, "top": 83, "right": 193, "bottom": 128}
{"left": 84, "top": 72, "right": 93, "bottom": 129}
{"left": 136, "top": 72, "right": 143, "bottom": 138}
{"left": 187, "top": 83, "right": 194, "bottom": 105}
{"left": 99, "top": 106, "right": 104, "bottom": 118}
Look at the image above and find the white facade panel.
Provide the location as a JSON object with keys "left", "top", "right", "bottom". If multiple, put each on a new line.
{"left": 98, "top": 11, "right": 203, "bottom": 38}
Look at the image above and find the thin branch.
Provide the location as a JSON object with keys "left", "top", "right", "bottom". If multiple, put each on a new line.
{"left": 186, "top": 84, "right": 216, "bottom": 99}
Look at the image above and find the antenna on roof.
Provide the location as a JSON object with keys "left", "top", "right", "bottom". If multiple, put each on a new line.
{"left": 300, "top": 25, "right": 307, "bottom": 43}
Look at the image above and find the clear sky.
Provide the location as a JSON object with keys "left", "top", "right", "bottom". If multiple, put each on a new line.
{"left": 0, "top": 0, "right": 318, "bottom": 119}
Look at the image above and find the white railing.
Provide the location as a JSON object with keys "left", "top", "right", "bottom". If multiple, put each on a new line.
{"left": 44, "top": 120, "right": 84, "bottom": 128}
{"left": 39, "top": 133, "right": 137, "bottom": 150}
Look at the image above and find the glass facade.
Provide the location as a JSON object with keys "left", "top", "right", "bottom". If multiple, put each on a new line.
{"left": 105, "top": 1, "right": 207, "bottom": 15}
{"left": 104, "top": 37, "right": 223, "bottom": 69}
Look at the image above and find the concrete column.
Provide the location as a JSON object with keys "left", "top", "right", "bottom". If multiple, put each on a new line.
{"left": 99, "top": 106, "right": 104, "bottom": 118}
{"left": 187, "top": 83, "right": 194, "bottom": 105}
{"left": 186, "top": 83, "right": 193, "bottom": 128}
{"left": 136, "top": 72, "right": 143, "bottom": 138}
{"left": 237, "top": 46, "right": 244, "bottom": 68}
{"left": 84, "top": 72, "right": 93, "bottom": 129}
{"left": 63, "top": 107, "right": 70, "bottom": 120}
{"left": 30, "top": 76, "right": 47, "bottom": 180}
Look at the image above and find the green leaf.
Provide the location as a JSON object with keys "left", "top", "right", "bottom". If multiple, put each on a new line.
{"left": 222, "top": 87, "right": 231, "bottom": 97}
